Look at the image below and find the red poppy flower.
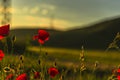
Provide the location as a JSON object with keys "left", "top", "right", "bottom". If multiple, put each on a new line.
{"left": 0, "top": 50, "right": 4, "bottom": 61}
{"left": 48, "top": 67, "right": 59, "bottom": 78}
{"left": 117, "top": 69, "right": 120, "bottom": 75}
{"left": 34, "top": 72, "right": 40, "bottom": 79}
{"left": 0, "top": 24, "right": 10, "bottom": 40}
{"left": 33, "top": 30, "right": 49, "bottom": 44}
{"left": 16, "top": 73, "right": 27, "bottom": 80}
{"left": 118, "top": 75, "right": 120, "bottom": 80}
{"left": 6, "top": 74, "right": 14, "bottom": 80}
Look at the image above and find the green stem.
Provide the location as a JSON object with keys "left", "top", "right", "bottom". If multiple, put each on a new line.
{"left": 4, "top": 38, "right": 8, "bottom": 54}
{"left": 11, "top": 40, "right": 14, "bottom": 54}
{"left": 39, "top": 44, "right": 45, "bottom": 80}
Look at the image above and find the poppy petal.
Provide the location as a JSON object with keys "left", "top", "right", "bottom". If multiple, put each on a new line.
{"left": 38, "top": 30, "right": 49, "bottom": 41}
{"left": 33, "top": 29, "right": 49, "bottom": 44}
{"left": 0, "top": 36, "right": 4, "bottom": 40}
{"left": 0, "top": 50, "right": 4, "bottom": 61}
{"left": 0, "top": 24, "right": 10, "bottom": 36}
{"left": 45, "top": 37, "right": 49, "bottom": 41}
{"left": 16, "top": 73, "right": 27, "bottom": 80}
{"left": 6, "top": 74, "right": 14, "bottom": 80}
{"left": 34, "top": 72, "right": 40, "bottom": 79}
{"left": 48, "top": 67, "right": 59, "bottom": 78}
{"left": 118, "top": 69, "right": 120, "bottom": 73}
{"left": 38, "top": 39, "right": 44, "bottom": 44}
{"left": 118, "top": 76, "right": 120, "bottom": 80}
{"left": 33, "top": 35, "right": 38, "bottom": 40}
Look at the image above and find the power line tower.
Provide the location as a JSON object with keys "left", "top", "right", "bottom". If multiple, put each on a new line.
{"left": 0, "top": 0, "right": 12, "bottom": 25}
{"left": 50, "top": 13, "right": 55, "bottom": 29}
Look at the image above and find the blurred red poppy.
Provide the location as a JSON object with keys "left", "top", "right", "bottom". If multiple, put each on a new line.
{"left": 0, "top": 50, "right": 4, "bottom": 61}
{"left": 33, "top": 30, "right": 49, "bottom": 44}
{"left": 48, "top": 67, "right": 59, "bottom": 78}
{"left": 118, "top": 75, "right": 120, "bottom": 80}
{"left": 0, "top": 24, "right": 10, "bottom": 40}
{"left": 16, "top": 73, "right": 27, "bottom": 80}
{"left": 34, "top": 72, "right": 40, "bottom": 79}
{"left": 117, "top": 69, "right": 120, "bottom": 75}
{"left": 6, "top": 74, "right": 14, "bottom": 80}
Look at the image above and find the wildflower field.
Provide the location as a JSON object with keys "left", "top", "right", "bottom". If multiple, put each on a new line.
{"left": 0, "top": 24, "right": 120, "bottom": 80}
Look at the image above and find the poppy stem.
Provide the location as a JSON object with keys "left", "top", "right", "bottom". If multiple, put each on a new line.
{"left": 4, "top": 37, "right": 8, "bottom": 54}
{"left": 0, "top": 61, "right": 4, "bottom": 80}
{"left": 40, "top": 44, "right": 42, "bottom": 54}
{"left": 39, "top": 44, "right": 45, "bottom": 80}
{"left": 11, "top": 40, "right": 14, "bottom": 55}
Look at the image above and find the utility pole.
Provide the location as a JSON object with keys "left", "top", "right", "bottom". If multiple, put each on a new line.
{"left": 0, "top": 0, "right": 11, "bottom": 25}
{"left": 50, "top": 13, "right": 55, "bottom": 29}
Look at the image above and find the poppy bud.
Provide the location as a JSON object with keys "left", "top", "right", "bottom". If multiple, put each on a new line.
{"left": 54, "top": 62, "right": 57, "bottom": 67}
{"left": 94, "top": 61, "right": 99, "bottom": 68}
{"left": 19, "top": 55, "right": 24, "bottom": 61}
{"left": 3, "top": 67, "right": 11, "bottom": 73}
{"left": 45, "top": 52, "right": 48, "bottom": 56}
{"left": 38, "top": 59, "right": 41, "bottom": 65}
{"left": 12, "top": 35, "right": 16, "bottom": 43}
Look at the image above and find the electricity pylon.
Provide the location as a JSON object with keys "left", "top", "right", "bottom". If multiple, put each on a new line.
{"left": 0, "top": 0, "right": 11, "bottom": 25}
{"left": 50, "top": 13, "right": 55, "bottom": 29}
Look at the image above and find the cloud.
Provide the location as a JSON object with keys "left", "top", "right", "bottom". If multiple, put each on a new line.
{"left": 0, "top": 6, "right": 3, "bottom": 12}
{"left": 39, "top": 3, "right": 56, "bottom": 15}
{"left": 30, "top": 6, "right": 39, "bottom": 14}
{"left": 40, "top": 3, "right": 56, "bottom": 10}
{"left": 7, "top": 6, "right": 39, "bottom": 14}
{"left": 1, "top": 2, "right": 86, "bottom": 30}
{"left": 0, "top": 7, "right": 16, "bottom": 14}
{"left": 12, "top": 15, "right": 41, "bottom": 28}
{"left": 25, "top": 15, "right": 72, "bottom": 30}
{"left": 22, "top": 7, "right": 29, "bottom": 13}
{"left": 12, "top": 3, "right": 56, "bottom": 15}
{"left": 5, "top": 7, "right": 24, "bottom": 14}
{"left": 54, "top": 19, "right": 71, "bottom": 30}
{"left": 41, "top": 9, "right": 49, "bottom": 15}
{"left": 12, "top": 14, "right": 71, "bottom": 30}
{"left": 7, "top": 7, "right": 16, "bottom": 14}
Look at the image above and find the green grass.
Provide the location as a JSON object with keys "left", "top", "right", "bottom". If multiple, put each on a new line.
{"left": 27, "top": 47, "right": 120, "bottom": 78}
{"left": 28, "top": 46, "right": 120, "bottom": 67}
{"left": 1, "top": 46, "right": 120, "bottom": 80}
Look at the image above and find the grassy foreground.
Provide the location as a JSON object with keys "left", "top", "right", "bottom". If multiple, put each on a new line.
{"left": 1, "top": 46, "right": 120, "bottom": 80}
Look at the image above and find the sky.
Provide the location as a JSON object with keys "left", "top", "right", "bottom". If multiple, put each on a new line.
{"left": 1, "top": 0, "right": 120, "bottom": 30}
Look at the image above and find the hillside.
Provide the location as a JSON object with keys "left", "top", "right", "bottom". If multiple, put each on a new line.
{"left": 10, "top": 17, "right": 120, "bottom": 50}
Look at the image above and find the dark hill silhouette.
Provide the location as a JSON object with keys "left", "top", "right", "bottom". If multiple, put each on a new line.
{"left": 10, "top": 17, "right": 120, "bottom": 50}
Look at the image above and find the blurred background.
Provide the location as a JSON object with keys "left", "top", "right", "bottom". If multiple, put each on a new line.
{"left": 0, "top": 1, "right": 120, "bottom": 79}
{"left": 0, "top": 0, "right": 120, "bottom": 50}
